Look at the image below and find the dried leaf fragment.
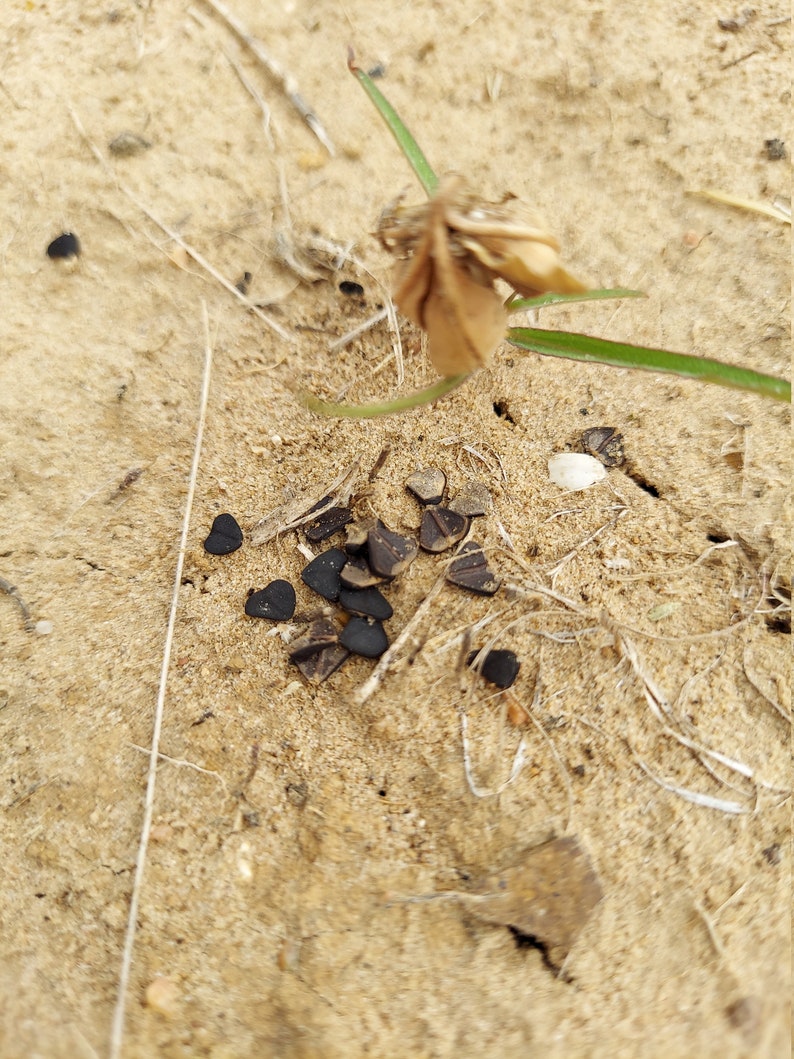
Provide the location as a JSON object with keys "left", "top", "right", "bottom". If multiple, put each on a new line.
{"left": 379, "top": 174, "right": 587, "bottom": 376}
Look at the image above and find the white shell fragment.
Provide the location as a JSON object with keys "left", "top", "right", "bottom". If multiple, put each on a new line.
{"left": 548, "top": 453, "right": 608, "bottom": 491}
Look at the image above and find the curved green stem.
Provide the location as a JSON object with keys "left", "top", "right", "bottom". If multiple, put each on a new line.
{"left": 300, "top": 372, "right": 471, "bottom": 418}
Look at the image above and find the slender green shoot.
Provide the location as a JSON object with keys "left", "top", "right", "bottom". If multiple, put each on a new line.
{"left": 300, "top": 373, "right": 470, "bottom": 418}
{"left": 507, "top": 288, "right": 646, "bottom": 312}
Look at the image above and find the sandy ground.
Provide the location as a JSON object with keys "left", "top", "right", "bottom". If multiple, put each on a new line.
{"left": 0, "top": 1, "right": 790, "bottom": 1057}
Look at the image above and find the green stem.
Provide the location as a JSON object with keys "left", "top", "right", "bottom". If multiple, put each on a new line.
{"left": 300, "top": 372, "right": 471, "bottom": 418}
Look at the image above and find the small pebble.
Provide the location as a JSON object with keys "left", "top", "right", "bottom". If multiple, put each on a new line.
{"left": 448, "top": 480, "right": 491, "bottom": 517}
{"left": 339, "top": 585, "right": 393, "bottom": 620}
{"left": 300, "top": 547, "right": 347, "bottom": 601}
{"left": 446, "top": 541, "right": 501, "bottom": 596}
{"left": 406, "top": 467, "right": 446, "bottom": 506}
{"left": 548, "top": 453, "right": 607, "bottom": 491}
{"left": 108, "top": 131, "right": 152, "bottom": 156}
{"left": 245, "top": 580, "right": 296, "bottom": 621}
{"left": 203, "top": 513, "right": 243, "bottom": 555}
{"left": 339, "top": 616, "right": 389, "bottom": 658}
{"left": 367, "top": 521, "right": 418, "bottom": 579}
{"left": 46, "top": 232, "right": 80, "bottom": 260}
{"left": 467, "top": 648, "right": 521, "bottom": 689}
{"left": 419, "top": 506, "right": 469, "bottom": 553}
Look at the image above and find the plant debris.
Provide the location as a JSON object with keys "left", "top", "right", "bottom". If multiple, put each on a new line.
{"left": 461, "top": 836, "right": 603, "bottom": 973}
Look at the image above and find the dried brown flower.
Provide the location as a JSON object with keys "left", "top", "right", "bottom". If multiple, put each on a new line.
{"left": 378, "top": 174, "right": 587, "bottom": 376}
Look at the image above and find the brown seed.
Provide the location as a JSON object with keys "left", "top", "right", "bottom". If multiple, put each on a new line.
{"left": 406, "top": 467, "right": 447, "bottom": 506}
{"left": 288, "top": 619, "right": 340, "bottom": 663}
{"left": 446, "top": 541, "right": 501, "bottom": 596}
{"left": 304, "top": 505, "right": 353, "bottom": 542}
{"left": 419, "top": 506, "right": 470, "bottom": 553}
{"left": 340, "top": 555, "right": 388, "bottom": 589}
{"left": 344, "top": 519, "right": 377, "bottom": 555}
{"left": 367, "top": 521, "right": 418, "bottom": 579}
{"left": 579, "top": 426, "right": 625, "bottom": 468}
{"left": 448, "top": 480, "right": 491, "bottom": 517}
{"left": 293, "top": 643, "right": 350, "bottom": 683}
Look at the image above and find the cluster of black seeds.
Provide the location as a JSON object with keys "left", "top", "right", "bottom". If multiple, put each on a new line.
{"left": 201, "top": 469, "right": 520, "bottom": 689}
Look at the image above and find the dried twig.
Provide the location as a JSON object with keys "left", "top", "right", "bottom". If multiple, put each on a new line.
{"left": 197, "top": 0, "right": 335, "bottom": 155}
{"left": 109, "top": 303, "right": 215, "bottom": 1059}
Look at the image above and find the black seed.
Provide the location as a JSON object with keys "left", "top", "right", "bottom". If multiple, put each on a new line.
{"left": 367, "top": 521, "right": 418, "bottom": 579}
{"left": 340, "top": 556, "right": 388, "bottom": 589}
{"left": 245, "top": 580, "right": 296, "bottom": 621}
{"left": 339, "top": 617, "right": 389, "bottom": 658}
{"left": 419, "top": 506, "right": 470, "bottom": 553}
{"left": 46, "top": 232, "right": 80, "bottom": 259}
{"left": 339, "top": 280, "right": 365, "bottom": 296}
{"left": 449, "top": 480, "right": 491, "bottom": 517}
{"left": 406, "top": 467, "right": 446, "bottom": 506}
{"left": 300, "top": 547, "right": 347, "bottom": 601}
{"left": 446, "top": 541, "right": 501, "bottom": 596}
{"left": 467, "top": 648, "right": 521, "bottom": 689}
{"left": 304, "top": 506, "right": 353, "bottom": 543}
{"left": 288, "top": 618, "right": 339, "bottom": 662}
{"left": 294, "top": 642, "right": 350, "bottom": 683}
{"left": 203, "top": 513, "right": 243, "bottom": 555}
{"left": 339, "top": 586, "right": 393, "bottom": 620}
{"left": 579, "top": 426, "right": 625, "bottom": 468}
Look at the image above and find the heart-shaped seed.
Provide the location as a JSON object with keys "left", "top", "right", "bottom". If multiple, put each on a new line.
{"left": 300, "top": 547, "right": 347, "bottom": 601}
{"left": 338, "top": 586, "right": 393, "bottom": 621}
{"left": 467, "top": 648, "right": 520, "bottom": 688}
{"left": 419, "top": 506, "right": 469, "bottom": 553}
{"left": 203, "top": 513, "right": 243, "bottom": 555}
{"left": 339, "top": 617, "right": 389, "bottom": 658}
{"left": 245, "top": 580, "right": 296, "bottom": 621}
{"left": 446, "top": 541, "right": 501, "bottom": 596}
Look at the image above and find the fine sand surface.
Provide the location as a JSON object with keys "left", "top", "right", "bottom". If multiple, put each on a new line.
{"left": 0, "top": 2, "right": 790, "bottom": 1057}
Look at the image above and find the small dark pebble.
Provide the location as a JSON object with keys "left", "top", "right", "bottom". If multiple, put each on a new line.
{"left": 467, "top": 648, "right": 521, "bottom": 689}
{"left": 340, "top": 555, "right": 388, "bottom": 589}
{"left": 448, "top": 480, "right": 490, "bottom": 517}
{"left": 300, "top": 547, "right": 347, "bottom": 601}
{"left": 367, "top": 521, "right": 418, "bottom": 579}
{"left": 579, "top": 426, "right": 625, "bottom": 468}
{"left": 46, "top": 232, "right": 80, "bottom": 259}
{"left": 245, "top": 579, "right": 296, "bottom": 621}
{"left": 406, "top": 467, "right": 446, "bottom": 506}
{"left": 305, "top": 505, "right": 353, "bottom": 543}
{"left": 339, "top": 280, "right": 365, "bottom": 296}
{"left": 339, "top": 585, "right": 393, "bottom": 621}
{"left": 339, "top": 616, "right": 389, "bottom": 658}
{"left": 446, "top": 541, "right": 501, "bottom": 596}
{"left": 203, "top": 513, "right": 243, "bottom": 555}
{"left": 288, "top": 618, "right": 340, "bottom": 662}
{"left": 419, "top": 506, "right": 470, "bottom": 553}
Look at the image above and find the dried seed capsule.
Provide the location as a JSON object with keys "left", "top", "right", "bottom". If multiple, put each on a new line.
{"left": 367, "top": 521, "right": 418, "bottom": 579}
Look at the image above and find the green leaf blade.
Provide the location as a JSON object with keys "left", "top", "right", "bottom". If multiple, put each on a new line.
{"left": 507, "top": 326, "right": 791, "bottom": 403}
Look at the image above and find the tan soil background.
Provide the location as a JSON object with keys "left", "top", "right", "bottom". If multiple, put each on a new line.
{"left": 0, "top": 1, "right": 790, "bottom": 1057}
